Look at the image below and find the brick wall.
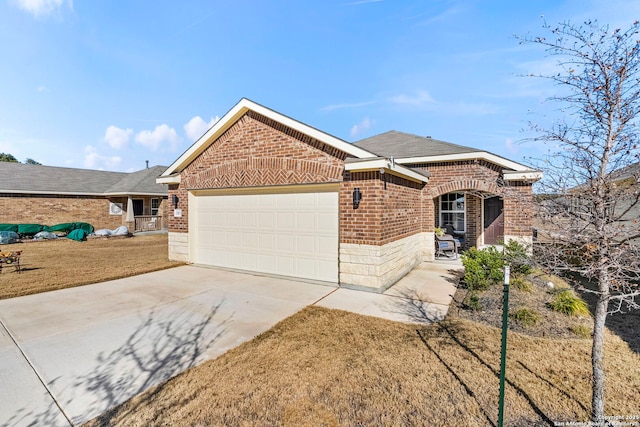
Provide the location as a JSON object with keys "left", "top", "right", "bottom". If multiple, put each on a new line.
{"left": 409, "top": 160, "right": 535, "bottom": 246}
{"left": 503, "top": 182, "right": 533, "bottom": 236}
{"left": 169, "top": 111, "right": 346, "bottom": 233}
{"left": 167, "top": 184, "right": 188, "bottom": 232}
{"left": 0, "top": 194, "right": 168, "bottom": 231}
{"left": 339, "top": 171, "right": 425, "bottom": 245}
{"left": 0, "top": 194, "right": 125, "bottom": 229}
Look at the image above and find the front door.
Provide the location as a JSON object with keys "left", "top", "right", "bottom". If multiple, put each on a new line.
{"left": 483, "top": 196, "right": 503, "bottom": 245}
{"left": 133, "top": 199, "right": 144, "bottom": 216}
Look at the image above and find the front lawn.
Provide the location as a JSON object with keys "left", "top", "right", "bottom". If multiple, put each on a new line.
{"left": 0, "top": 234, "right": 180, "bottom": 300}
{"left": 85, "top": 305, "right": 640, "bottom": 426}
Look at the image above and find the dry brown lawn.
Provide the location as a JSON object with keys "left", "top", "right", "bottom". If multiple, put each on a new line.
{"left": 85, "top": 306, "right": 640, "bottom": 427}
{"left": 0, "top": 234, "right": 180, "bottom": 299}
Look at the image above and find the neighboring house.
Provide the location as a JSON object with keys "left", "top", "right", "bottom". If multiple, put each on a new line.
{"left": 535, "top": 162, "right": 640, "bottom": 244}
{"left": 158, "top": 98, "right": 541, "bottom": 292}
{"left": 0, "top": 162, "right": 168, "bottom": 232}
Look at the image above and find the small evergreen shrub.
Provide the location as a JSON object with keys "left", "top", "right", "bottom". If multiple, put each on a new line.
{"left": 510, "top": 308, "right": 540, "bottom": 327}
{"left": 461, "top": 246, "right": 504, "bottom": 291}
{"left": 504, "top": 239, "right": 533, "bottom": 275}
{"left": 548, "top": 290, "right": 590, "bottom": 317}
{"left": 464, "top": 291, "right": 483, "bottom": 311}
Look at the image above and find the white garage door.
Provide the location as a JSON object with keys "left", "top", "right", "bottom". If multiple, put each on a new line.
{"left": 190, "top": 187, "right": 339, "bottom": 283}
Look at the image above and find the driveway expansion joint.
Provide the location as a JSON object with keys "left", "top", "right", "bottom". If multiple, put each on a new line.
{"left": 0, "top": 317, "right": 73, "bottom": 427}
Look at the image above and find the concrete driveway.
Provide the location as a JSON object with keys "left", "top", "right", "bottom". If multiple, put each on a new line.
{"left": 0, "top": 266, "right": 335, "bottom": 426}
{"left": 0, "top": 262, "right": 459, "bottom": 426}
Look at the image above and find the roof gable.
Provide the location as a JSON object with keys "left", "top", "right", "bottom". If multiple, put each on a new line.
{"left": 159, "top": 98, "right": 377, "bottom": 180}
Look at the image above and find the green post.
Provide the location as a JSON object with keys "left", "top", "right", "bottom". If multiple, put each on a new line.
{"left": 498, "top": 265, "right": 510, "bottom": 427}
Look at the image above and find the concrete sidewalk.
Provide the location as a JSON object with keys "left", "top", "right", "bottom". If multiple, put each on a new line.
{"left": 316, "top": 259, "right": 462, "bottom": 323}
{"left": 0, "top": 261, "right": 461, "bottom": 426}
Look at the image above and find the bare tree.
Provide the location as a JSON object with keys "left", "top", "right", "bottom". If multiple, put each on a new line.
{"left": 521, "top": 20, "right": 640, "bottom": 422}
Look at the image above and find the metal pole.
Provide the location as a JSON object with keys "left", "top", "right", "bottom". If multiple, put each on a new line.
{"left": 498, "top": 265, "right": 511, "bottom": 427}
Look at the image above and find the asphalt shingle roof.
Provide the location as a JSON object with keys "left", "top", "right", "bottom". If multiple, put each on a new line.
{"left": 0, "top": 162, "right": 168, "bottom": 195}
{"left": 105, "top": 165, "right": 169, "bottom": 195}
{"left": 353, "top": 130, "right": 483, "bottom": 158}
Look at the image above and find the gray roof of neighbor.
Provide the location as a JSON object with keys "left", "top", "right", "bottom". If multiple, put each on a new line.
{"left": 353, "top": 130, "right": 483, "bottom": 158}
{"left": 104, "top": 165, "right": 169, "bottom": 195}
{"left": 610, "top": 162, "right": 640, "bottom": 181}
{"left": 0, "top": 162, "right": 168, "bottom": 196}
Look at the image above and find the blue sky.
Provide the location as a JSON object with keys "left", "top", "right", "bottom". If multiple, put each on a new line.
{"left": 1, "top": 0, "right": 638, "bottom": 172}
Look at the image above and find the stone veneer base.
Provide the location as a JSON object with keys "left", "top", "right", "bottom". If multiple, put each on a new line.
{"left": 339, "top": 233, "right": 428, "bottom": 292}
{"left": 168, "top": 232, "right": 189, "bottom": 262}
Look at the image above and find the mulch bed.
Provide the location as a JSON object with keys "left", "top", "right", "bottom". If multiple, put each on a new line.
{"left": 448, "top": 273, "right": 593, "bottom": 340}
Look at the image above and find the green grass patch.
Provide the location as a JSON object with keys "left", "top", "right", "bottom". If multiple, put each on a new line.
{"left": 548, "top": 290, "right": 590, "bottom": 317}
{"left": 510, "top": 275, "right": 534, "bottom": 293}
{"left": 510, "top": 308, "right": 540, "bottom": 327}
{"left": 571, "top": 324, "right": 592, "bottom": 338}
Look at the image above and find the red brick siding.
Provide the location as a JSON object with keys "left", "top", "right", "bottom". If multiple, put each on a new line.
{"left": 409, "top": 160, "right": 535, "bottom": 244}
{"left": 467, "top": 194, "right": 482, "bottom": 247}
{"left": 0, "top": 194, "right": 126, "bottom": 229}
{"left": 167, "top": 184, "right": 188, "bottom": 232}
{"left": 503, "top": 182, "right": 533, "bottom": 236}
{"left": 170, "top": 115, "right": 534, "bottom": 248}
{"left": 0, "top": 194, "right": 168, "bottom": 231}
{"left": 416, "top": 160, "right": 504, "bottom": 197}
{"left": 169, "top": 112, "right": 346, "bottom": 233}
{"left": 340, "top": 171, "right": 425, "bottom": 245}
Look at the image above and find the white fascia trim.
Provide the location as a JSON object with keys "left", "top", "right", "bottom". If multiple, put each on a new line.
{"left": 156, "top": 175, "right": 181, "bottom": 184}
{"left": 0, "top": 190, "right": 107, "bottom": 196}
{"left": 0, "top": 190, "right": 168, "bottom": 197}
{"left": 105, "top": 192, "right": 168, "bottom": 197}
{"left": 345, "top": 158, "right": 428, "bottom": 183}
{"left": 395, "top": 151, "right": 532, "bottom": 172}
{"left": 503, "top": 171, "right": 543, "bottom": 182}
{"left": 161, "top": 98, "right": 377, "bottom": 177}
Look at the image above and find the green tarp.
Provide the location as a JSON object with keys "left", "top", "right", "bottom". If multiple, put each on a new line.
{"left": 73, "top": 222, "right": 94, "bottom": 234}
{"left": 44, "top": 223, "right": 76, "bottom": 233}
{"left": 17, "top": 224, "right": 44, "bottom": 235}
{"left": 1, "top": 222, "right": 94, "bottom": 236}
{"left": 67, "top": 229, "right": 87, "bottom": 241}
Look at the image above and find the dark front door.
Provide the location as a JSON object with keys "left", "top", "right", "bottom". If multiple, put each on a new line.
{"left": 484, "top": 196, "right": 504, "bottom": 245}
{"left": 133, "top": 199, "right": 144, "bottom": 216}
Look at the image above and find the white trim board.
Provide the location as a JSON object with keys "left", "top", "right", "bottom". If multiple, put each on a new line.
{"left": 160, "top": 98, "right": 377, "bottom": 179}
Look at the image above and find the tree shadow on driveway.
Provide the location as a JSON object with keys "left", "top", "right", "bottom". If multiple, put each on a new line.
{"left": 2, "top": 302, "right": 229, "bottom": 427}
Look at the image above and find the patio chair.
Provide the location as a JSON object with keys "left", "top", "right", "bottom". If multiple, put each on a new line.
{"left": 0, "top": 250, "right": 22, "bottom": 273}
{"left": 435, "top": 233, "right": 460, "bottom": 259}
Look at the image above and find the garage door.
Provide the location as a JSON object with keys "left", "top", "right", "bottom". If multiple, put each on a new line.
{"left": 190, "top": 187, "right": 339, "bottom": 283}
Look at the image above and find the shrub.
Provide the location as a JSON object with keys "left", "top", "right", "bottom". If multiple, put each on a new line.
{"left": 461, "top": 246, "right": 504, "bottom": 291}
{"left": 462, "top": 257, "right": 491, "bottom": 291}
{"left": 510, "top": 275, "right": 533, "bottom": 293}
{"left": 504, "top": 239, "right": 533, "bottom": 275}
{"left": 548, "top": 290, "right": 590, "bottom": 317}
{"left": 510, "top": 308, "right": 540, "bottom": 327}
{"left": 463, "top": 291, "right": 482, "bottom": 311}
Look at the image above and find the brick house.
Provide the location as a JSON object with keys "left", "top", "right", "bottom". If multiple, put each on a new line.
{"left": 158, "top": 99, "right": 541, "bottom": 292}
{"left": 0, "top": 162, "right": 168, "bottom": 232}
